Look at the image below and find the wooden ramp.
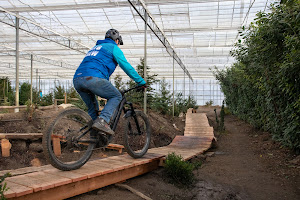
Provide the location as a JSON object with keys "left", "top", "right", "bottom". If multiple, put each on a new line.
{"left": 1, "top": 109, "right": 214, "bottom": 200}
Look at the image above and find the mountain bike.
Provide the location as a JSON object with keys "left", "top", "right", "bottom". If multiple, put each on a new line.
{"left": 43, "top": 85, "right": 151, "bottom": 171}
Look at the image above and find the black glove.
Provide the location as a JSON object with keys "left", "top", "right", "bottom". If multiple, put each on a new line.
{"left": 136, "top": 84, "right": 147, "bottom": 92}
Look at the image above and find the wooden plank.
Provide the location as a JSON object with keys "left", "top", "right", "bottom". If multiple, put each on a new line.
{"left": 106, "top": 143, "right": 124, "bottom": 153}
{"left": 3, "top": 108, "right": 214, "bottom": 200}
{"left": 70, "top": 162, "right": 114, "bottom": 178}
{"left": 91, "top": 158, "right": 133, "bottom": 171}
{"left": 25, "top": 172, "right": 72, "bottom": 188}
{"left": 43, "top": 168, "right": 88, "bottom": 183}
{"left": 9, "top": 160, "right": 160, "bottom": 200}
{"left": 0, "top": 133, "right": 43, "bottom": 140}
{"left": 1, "top": 139, "right": 11, "bottom": 157}
{"left": 52, "top": 137, "right": 61, "bottom": 156}
{"left": 6, "top": 174, "right": 44, "bottom": 192}
{"left": 0, "top": 165, "right": 53, "bottom": 177}
{"left": 4, "top": 181, "right": 33, "bottom": 198}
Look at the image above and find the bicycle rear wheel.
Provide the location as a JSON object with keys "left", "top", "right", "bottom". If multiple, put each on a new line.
{"left": 123, "top": 110, "right": 151, "bottom": 158}
{"left": 43, "top": 107, "right": 96, "bottom": 171}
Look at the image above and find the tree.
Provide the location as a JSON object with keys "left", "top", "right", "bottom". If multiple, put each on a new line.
{"left": 152, "top": 78, "right": 172, "bottom": 115}
{"left": 54, "top": 85, "right": 65, "bottom": 100}
{"left": 113, "top": 74, "right": 126, "bottom": 91}
{"left": 126, "top": 58, "right": 158, "bottom": 107}
{"left": 0, "top": 77, "right": 14, "bottom": 106}
{"left": 215, "top": 1, "right": 300, "bottom": 151}
{"left": 19, "top": 82, "right": 39, "bottom": 105}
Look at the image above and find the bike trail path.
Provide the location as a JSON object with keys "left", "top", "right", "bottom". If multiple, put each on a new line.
{"left": 2, "top": 108, "right": 214, "bottom": 200}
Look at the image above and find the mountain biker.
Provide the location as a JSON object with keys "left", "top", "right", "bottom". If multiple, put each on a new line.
{"left": 73, "top": 29, "right": 146, "bottom": 136}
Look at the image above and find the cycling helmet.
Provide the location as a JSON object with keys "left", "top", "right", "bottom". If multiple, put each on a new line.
{"left": 105, "top": 29, "right": 123, "bottom": 45}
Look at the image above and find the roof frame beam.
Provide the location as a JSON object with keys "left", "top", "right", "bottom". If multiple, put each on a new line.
{"left": 5, "top": 0, "right": 235, "bottom": 12}
{"left": 128, "top": 0, "right": 193, "bottom": 81}
{"left": 0, "top": 7, "right": 89, "bottom": 54}
{"left": 0, "top": 44, "right": 75, "bottom": 70}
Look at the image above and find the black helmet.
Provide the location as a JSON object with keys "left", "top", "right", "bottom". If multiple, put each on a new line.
{"left": 105, "top": 29, "right": 123, "bottom": 45}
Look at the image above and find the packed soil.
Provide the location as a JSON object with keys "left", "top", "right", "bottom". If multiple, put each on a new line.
{"left": 69, "top": 106, "right": 299, "bottom": 200}
{"left": 1, "top": 106, "right": 299, "bottom": 200}
{"left": 0, "top": 106, "right": 184, "bottom": 170}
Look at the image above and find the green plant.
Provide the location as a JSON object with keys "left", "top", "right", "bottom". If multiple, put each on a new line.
{"left": 152, "top": 78, "right": 172, "bottom": 115}
{"left": 126, "top": 58, "right": 159, "bottom": 107}
{"left": 219, "top": 100, "right": 225, "bottom": 131}
{"left": 0, "top": 77, "right": 14, "bottom": 106}
{"left": 214, "top": 1, "right": 300, "bottom": 151}
{"left": 0, "top": 173, "right": 11, "bottom": 200}
{"left": 164, "top": 152, "right": 195, "bottom": 186}
{"left": 67, "top": 88, "right": 88, "bottom": 111}
{"left": 214, "top": 108, "right": 219, "bottom": 126}
{"left": 18, "top": 82, "right": 40, "bottom": 105}
{"left": 113, "top": 74, "right": 126, "bottom": 91}
{"left": 173, "top": 93, "right": 197, "bottom": 117}
{"left": 205, "top": 100, "right": 213, "bottom": 106}
{"left": 54, "top": 85, "right": 65, "bottom": 100}
{"left": 40, "top": 93, "right": 53, "bottom": 106}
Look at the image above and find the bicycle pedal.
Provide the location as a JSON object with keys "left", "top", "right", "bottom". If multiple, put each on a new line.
{"left": 95, "top": 134, "right": 109, "bottom": 148}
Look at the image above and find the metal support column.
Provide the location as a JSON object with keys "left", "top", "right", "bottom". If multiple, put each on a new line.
{"left": 15, "top": 15, "right": 19, "bottom": 112}
{"left": 39, "top": 75, "right": 40, "bottom": 95}
{"left": 184, "top": 72, "right": 185, "bottom": 98}
{"left": 189, "top": 78, "right": 191, "bottom": 96}
{"left": 30, "top": 55, "right": 33, "bottom": 104}
{"left": 36, "top": 69, "right": 38, "bottom": 90}
{"left": 172, "top": 51, "right": 175, "bottom": 117}
{"left": 143, "top": 12, "right": 147, "bottom": 114}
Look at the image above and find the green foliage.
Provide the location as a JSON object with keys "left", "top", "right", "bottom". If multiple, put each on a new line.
{"left": 219, "top": 101, "right": 225, "bottom": 131}
{"left": 54, "top": 85, "right": 65, "bottom": 100}
{"left": 164, "top": 152, "right": 195, "bottom": 186}
{"left": 215, "top": 2, "right": 300, "bottom": 151}
{"left": 68, "top": 88, "right": 88, "bottom": 111}
{"left": 19, "top": 82, "right": 40, "bottom": 105}
{"left": 113, "top": 74, "right": 126, "bottom": 91}
{"left": 0, "top": 77, "right": 14, "bottom": 106}
{"left": 214, "top": 108, "right": 220, "bottom": 127}
{"left": 126, "top": 58, "right": 159, "bottom": 107}
{"left": 173, "top": 93, "right": 198, "bottom": 117}
{"left": 67, "top": 87, "right": 78, "bottom": 99}
{"left": 205, "top": 100, "right": 213, "bottom": 106}
{"left": 213, "top": 102, "right": 225, "bottom": 132}
{"left": 0, "top": 173, "right": 11, "bottom": 200}
{"left": 40, "top": 93, "right": 53, "bottom": 106}
{"left": 151, "top": 78, "right": 172, "bottom": 115}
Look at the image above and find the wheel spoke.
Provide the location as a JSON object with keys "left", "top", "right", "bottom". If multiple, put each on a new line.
{"left": 43, "top": 108, "right": 95, "bottom": 171}
{"left": 124, "top": 111, "right": 151, "bottom": 158}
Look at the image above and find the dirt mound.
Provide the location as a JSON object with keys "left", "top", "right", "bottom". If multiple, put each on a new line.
{"left": 0, "top": 107, "right": 184, "bottom": 171}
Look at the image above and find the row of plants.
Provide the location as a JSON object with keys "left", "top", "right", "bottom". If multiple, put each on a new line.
{"left": 214, "top": 1, "right": 299, "bottom": 151}
{"left": 0, "top": 79, "right": 80, "bottom": 108}
{"left": 113, "top": 58, "right": 198, "bottom": 117}
{"left": 0, "top": 58, "right": 197, "bottom": 117}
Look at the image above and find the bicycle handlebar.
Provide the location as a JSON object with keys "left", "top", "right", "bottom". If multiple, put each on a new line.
{"left": 120, "top": 85, "right": 143, "bottom": 96}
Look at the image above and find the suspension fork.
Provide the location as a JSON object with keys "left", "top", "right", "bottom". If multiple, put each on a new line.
{"left": 127, "top": 102, "right": 142, "bottom": 134}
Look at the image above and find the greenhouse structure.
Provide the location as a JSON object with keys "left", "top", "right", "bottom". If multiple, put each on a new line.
{"left": 0, "top": 0, "right": 277, "bottom": 106}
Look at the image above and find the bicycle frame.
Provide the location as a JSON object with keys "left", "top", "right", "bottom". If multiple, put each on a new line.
{"left": 110, "top": 85, "right": 141, "bottom": 132}
{"left": 75, "top": 85, "right": 142, "bottom": 143}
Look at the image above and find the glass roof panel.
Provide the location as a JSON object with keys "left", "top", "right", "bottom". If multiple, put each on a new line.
{"left": 0, "top": 0, "right": 277, "bottom": 80}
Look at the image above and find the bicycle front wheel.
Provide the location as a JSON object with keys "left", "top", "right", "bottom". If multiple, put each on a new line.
{"left": 43, "top": 107, "right": 96, "bottom": 171}
{"left": 123, "top": 110, "right": 151, "bottom": 158}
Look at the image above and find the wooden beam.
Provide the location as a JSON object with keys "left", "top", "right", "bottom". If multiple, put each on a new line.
{"left": 0, "top": 133, "right": 43, "bottom": 140}
{"left": 8, "top": 160, "right": 159, "bottom": 200}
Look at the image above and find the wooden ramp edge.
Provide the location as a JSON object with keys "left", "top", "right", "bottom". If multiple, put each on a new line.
{"left": 2, "top": 108, "right": 214, "bottom": 200}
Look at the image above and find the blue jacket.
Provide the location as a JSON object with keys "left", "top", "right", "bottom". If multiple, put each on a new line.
{"left": 74, "top": 38, "right": 146, "bottom": 86}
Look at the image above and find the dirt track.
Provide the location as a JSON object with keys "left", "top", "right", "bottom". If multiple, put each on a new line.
{"left": 1, "top": 106, "right": 299, "bottom": 199}
{"left": 70, "top": 106, "right": 299, "bottom": 200}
